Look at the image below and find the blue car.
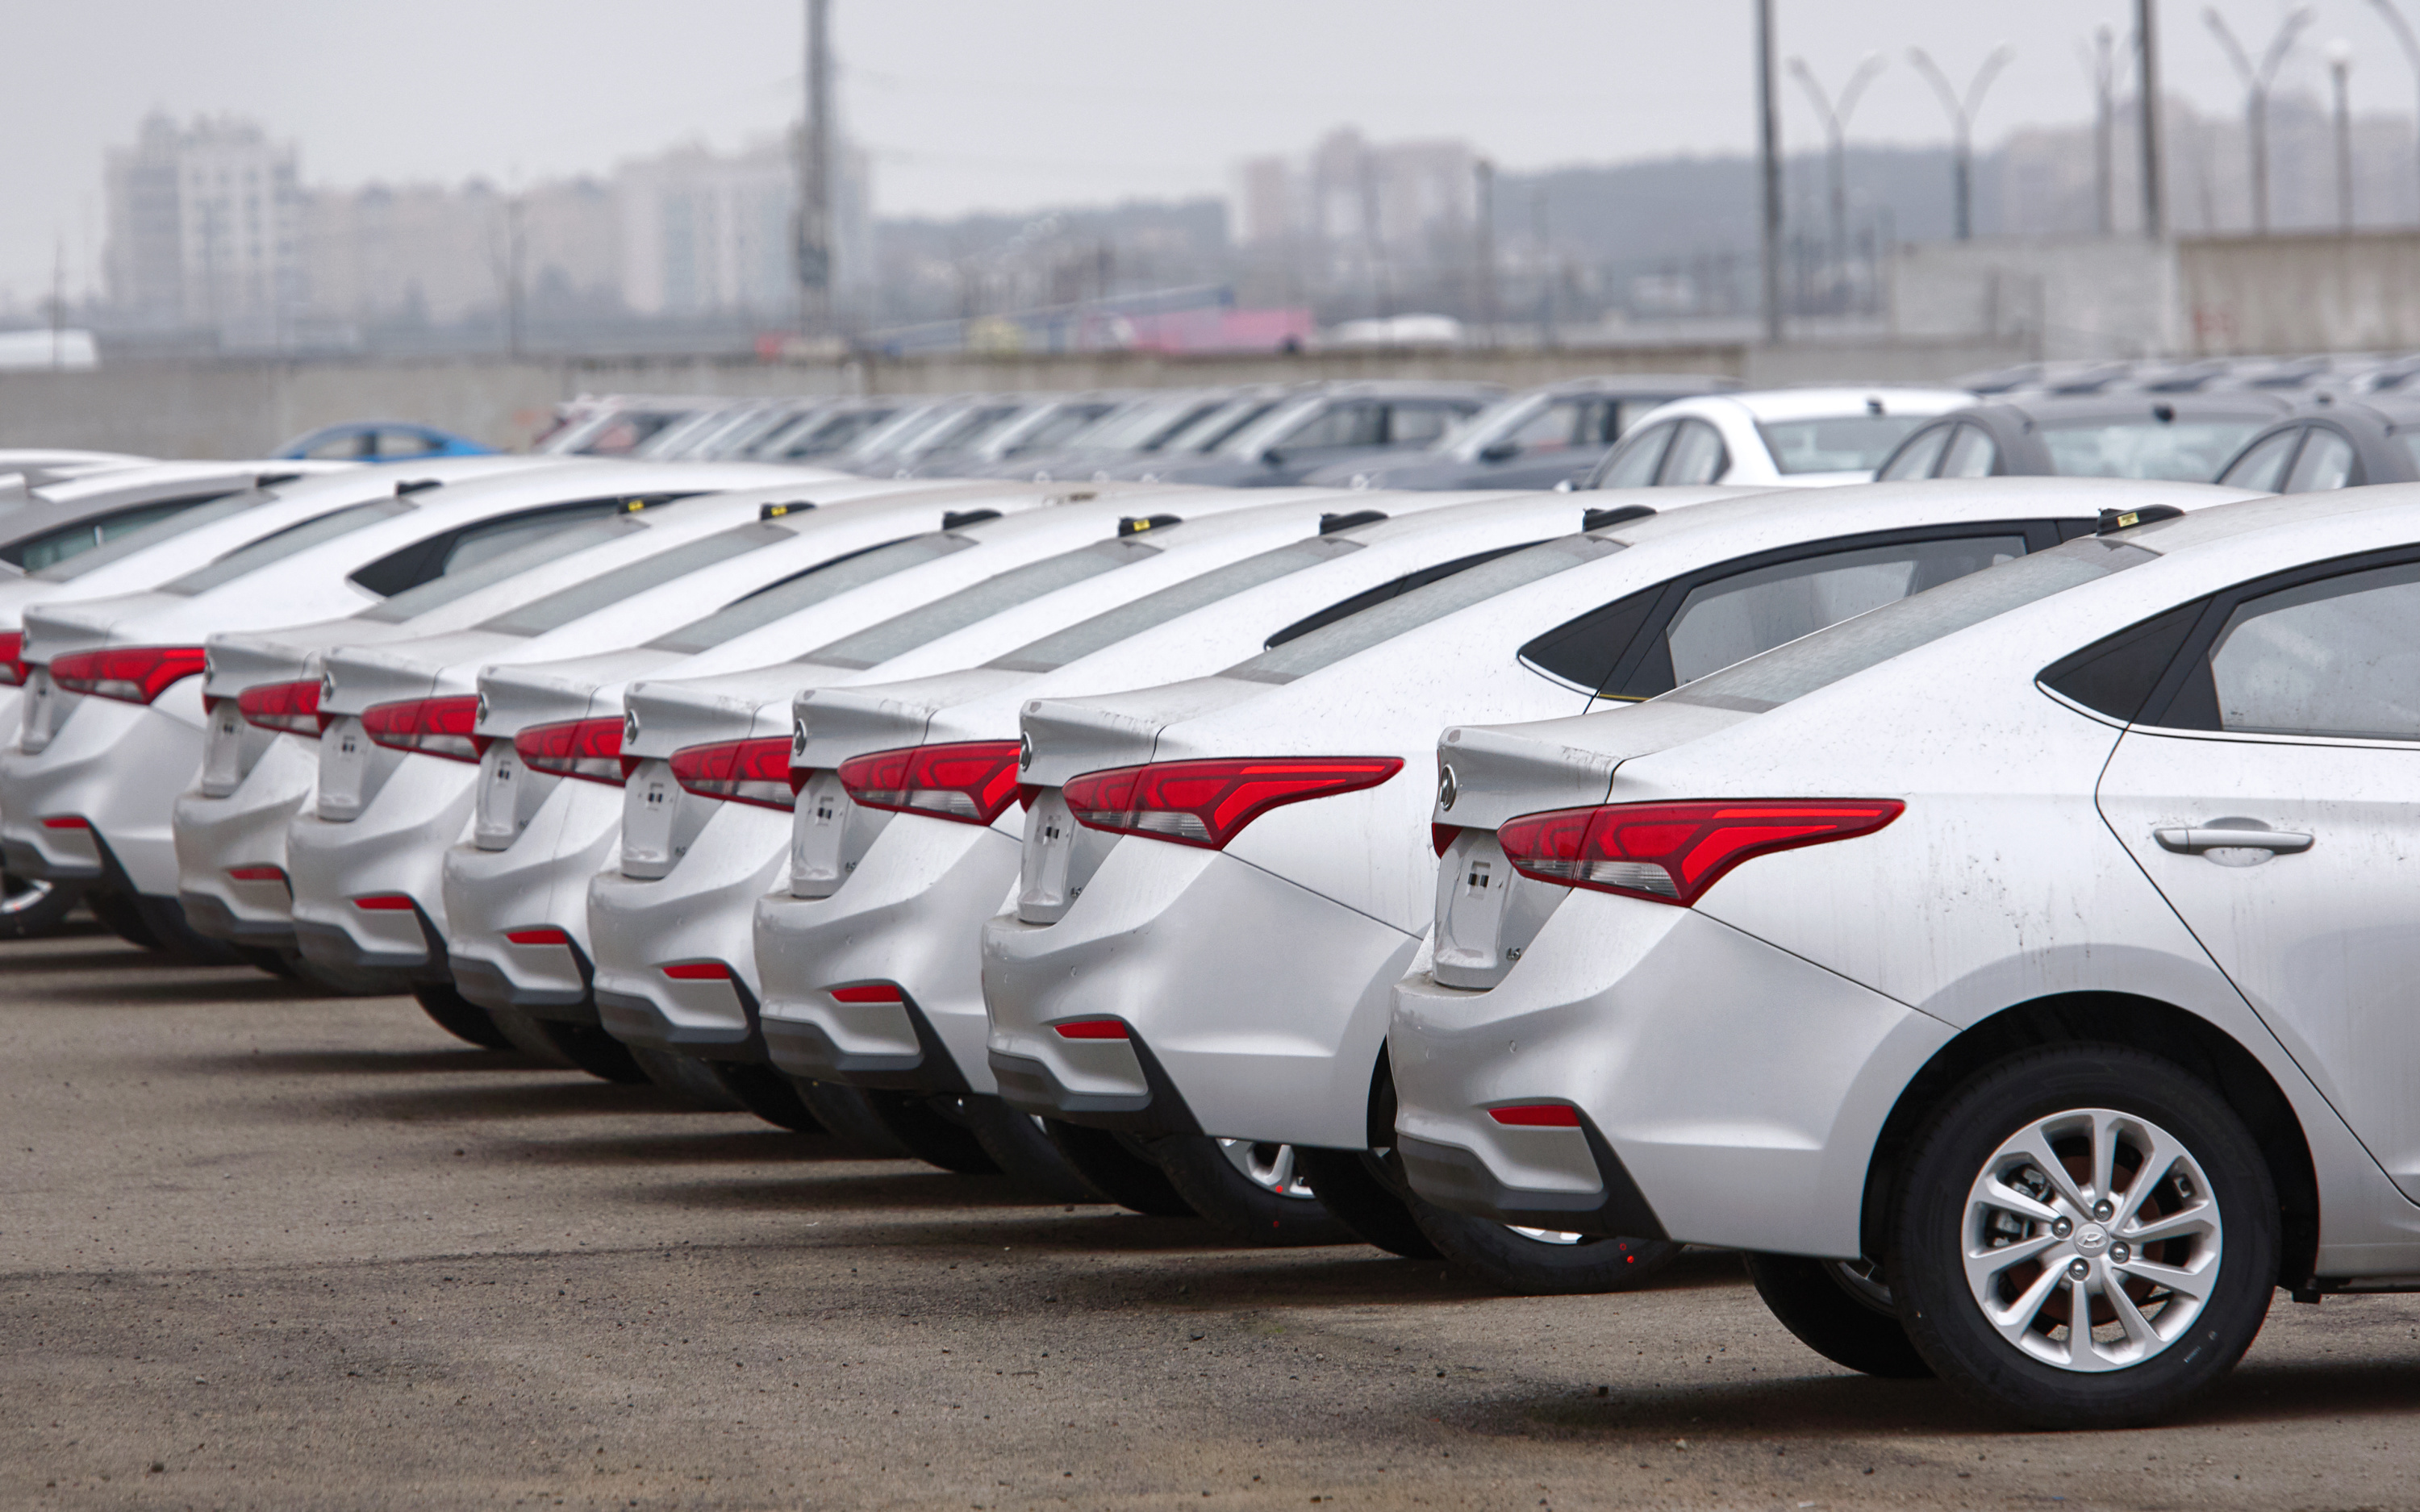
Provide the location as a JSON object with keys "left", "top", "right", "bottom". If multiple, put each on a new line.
{"left": 274, "top": 422, "right": 493, "bottom": 462}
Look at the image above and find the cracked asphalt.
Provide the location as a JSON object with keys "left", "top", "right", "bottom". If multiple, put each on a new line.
{"left": 6, "top": 924, "right": 2420, "bottom": 1510}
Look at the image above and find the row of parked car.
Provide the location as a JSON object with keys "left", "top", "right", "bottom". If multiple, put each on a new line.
{"left": 0, "top": 369, "right": 2411, "bottom": 1432}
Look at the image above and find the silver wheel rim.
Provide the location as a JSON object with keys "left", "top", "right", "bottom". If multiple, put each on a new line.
{"left": 1216, "top": 1139, "right": 1319, "bottom": 1200}
{"left": 0, "top": 873, "right": 54, "bottom": 916}
{"left": 1830, "top": 1257, "right": 1895, "bottom": 1312}
{"left": 1505, "top": 1226, "right": 1587, "bottom": 1246}
{"left": 1961, "top": 1106, "right": 2222, "bottom": 1372}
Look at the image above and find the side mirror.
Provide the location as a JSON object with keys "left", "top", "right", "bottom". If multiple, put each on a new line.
{"left": 1260, "top": 448, "right": 1286, "bottom": 467}
{"left": 1479, "top": 440, "right": 1521, "bottom": 463}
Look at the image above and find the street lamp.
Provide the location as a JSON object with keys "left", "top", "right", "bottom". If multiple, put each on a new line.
{"left": 2329, "top": 39, "right": 2355, "bottom": 232}
{"left": 1788, "top": 52, "right": 1887, "bottom": 303}
{"left": 2366, "top": 0, "right": 2420, "bottom": 226}
{"left": 2204, "top": 3, "right": 2317, "bottom": 235}
{"left": 1907, "top": 43, "right": 2015, "bottom": 241}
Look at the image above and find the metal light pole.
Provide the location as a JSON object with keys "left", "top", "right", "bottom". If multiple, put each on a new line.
{"left": 2081, "top": 26, "right": 2121, "bottom": 235}
{"left": 797, "top": 0, "right": 834, "bottom": 335}
{"left": 2204, "top": 4, "right": 2316, "bottom": 235}
{"left": 1757, "top": 0, "right": 1784, "bottom": 344}
{"left": 1473, "top": 158, "right": 1497, "bottom": 344}
{"left": 1908, "top": 43, "right": 2015, "bottom": 241}
{"left": 2367, "top": 0, "right": 2420, "bottom": 224}
{"left": 1788, "top": 52, "right": 1886, "bottom": 304}
{"left": 2138, "top": 0, "right": 2167, "bottom": 236}
{"left": 2330, "top": 40, "right": 2356, "bottom": 231}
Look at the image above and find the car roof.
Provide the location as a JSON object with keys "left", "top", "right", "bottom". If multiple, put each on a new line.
{"left": 1976, "top": 391, "right": 2294, "bottom": 425}
{"left": 1677, "top": 387, "right": 1975, "bottom": 423}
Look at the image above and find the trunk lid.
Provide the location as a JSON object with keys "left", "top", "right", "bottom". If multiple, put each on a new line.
{"left": 791, "top": 667, "right": 1030, "bottom": 773}
{"left": 1016, "top": 675, "right": 1269, "bottom": 789}
{"left": 1433, "top": 698, "right": 1759, "bottom": 832}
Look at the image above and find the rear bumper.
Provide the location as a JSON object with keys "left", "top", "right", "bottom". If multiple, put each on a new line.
{"left": 587, "top": 802, "right": 787, "bottom": 1061}
{"left": 170, "top": 734, "right": 317, "bottom": 943}
{"left": 286, "top": 757, "right": 476, "bottom": 977}
{"left": 753, "top": 814, "right": 1013, "bottom": 1093}
{"left": 440, "top": 777, "right": 620, "bottom": 1020}
{"left": 0, "top": 695, "right": 198, "bottom": 896}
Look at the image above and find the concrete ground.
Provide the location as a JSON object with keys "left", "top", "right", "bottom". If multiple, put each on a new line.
{"left": 5, "top": 926, "right": 2418, "bottom": 1511}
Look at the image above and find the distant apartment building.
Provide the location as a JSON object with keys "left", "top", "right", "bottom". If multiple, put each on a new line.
{"left": 615, "top": 136, "right": 872, "bottom": 323}
{"left": 1236, "top": 127, "right": 1479, "bottom": 281}
{"left": 302, "top": 177, "right": 620, "bottom": 332}
{"left": 103, "top": 114, "right": 304, "bottom": 346}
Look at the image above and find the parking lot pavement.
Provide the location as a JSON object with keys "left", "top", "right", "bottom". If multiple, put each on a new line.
{"left": 2, "top": 928, "right": 2418, "bottom": 1511}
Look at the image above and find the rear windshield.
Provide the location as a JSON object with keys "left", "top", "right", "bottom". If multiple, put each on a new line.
{"left": 31, "top": 490, "right": 269, "bottom": 582}
{"left": 3, "top": 494, "right": 231, "bottom": 573}
{"left": 480, "top": 521, "right": 794, "bottom": 636}
{"left": 991, "top": 538, "right": 1356, "bottom": 673}
{"left": 1760, "top": 414, "right": 1930, "bottom": 474}
{"left": 1229, "top": 534, "right": 1625, "bottom": 684}
{"left": 647, "top": 532, "right": 972, "bottom": 654}
{"left": 356, "top": 516, "right": 639, "bottom": 623}
{"left": 161, "top": 499, "right": 415, "bottom": 595}
{"left": 2039, "top": 419, "right": 2264, "bottom": 481}
{"left": 807, "top": 538, "right": 1156, "bottom": 670}
{"left": 1669, "top": 535, "right": 2156, "bottom": 714}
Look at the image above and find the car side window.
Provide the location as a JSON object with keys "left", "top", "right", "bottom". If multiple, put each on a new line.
{"left": 1577, "top": 399, "right": 1625, "bottom": 444}
{"left": 1658, "top": 419, "right": 1728, "bottom": 485}
{"left": 1504, "top": 399, "right": 1587, "bottom": 452}
{"left": 2282, "top": 428, "right": 2359, "bottom": 492}
{"left": 1276, "top": 402, "right": 1385, "bottom": 453}
{"left": 1596, "top": 423, "right": 1673, "bottom": 488}
{"left": 2218, "top": 427, "right": 2302, "bottom": 491}
{"left": 1940, "top": 423, "right": 1999, "bottom": 478}
{"left": 1878, "top": 423, "right": 1953, "bottom": 481}
{"left": 1386, "top": 401, "right": 1471, "bottom": 447}
{"left": 2204, "top": 561, "right": 2420, "bottom": 739}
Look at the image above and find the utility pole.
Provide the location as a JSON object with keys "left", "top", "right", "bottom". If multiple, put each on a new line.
{"left": 2138, "top": 0, "right": 2166, "bottom": 235}
{"left": 2367, "top": 0, "right": 2420, "bottom": 226}
{"left": 1473, "top": 158, "right": 1498, "bottom": 345}
{"left": 797, "top": 0, "right": 834, "bottom": 338}
{"left": 1532, "top": 186, "right": 1554, "bottom": 347}
{"left": 2330, "top": 40, "right": 2355, "bottom": 231}
{"left": 2083, "top": 26, "right": 2118, "bottom": 235}
{"left": 1788, "top": 53, "right": 1885, "bottom": 310}
{"left": 1908, "top": 43, "right": 2014, "bottom": 241}
{"left": 2205, "top": 4, "right": 2315, "bottom": 235}
{"left": 1756, "top": 0, "right": 1784, "bottom": 344}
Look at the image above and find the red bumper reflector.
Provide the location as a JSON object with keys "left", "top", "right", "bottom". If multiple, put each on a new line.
{"left": 225, "top": 865, "right": 287, "bottom": 882}
{"left": 1487, "top": 1104, "right": 1583, "bottom": 1128}
{"left": 352, "top": 894, "right": 416, "bottom": 911}
{"left": 38, "top": 815, "right": 90, "bottom": 830}
{"left": 828, "top": 984, "right": 903, "bottom": 1003}
{"left": 1053, "top": 1018, "right": 1130, "bottom": 1040}
{"left": 504, "top": 927, "right": 570, "bottom": 947}
{"left": 662, "top": 961, "right": 732, "bottom": 981}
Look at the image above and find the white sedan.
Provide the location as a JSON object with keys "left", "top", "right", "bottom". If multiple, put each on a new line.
{"left": 1587, "top": 387, "right": 1973, "bottom": 489}
{"left": 1392, "top": 489, "right": 2419, "bottom": 1426}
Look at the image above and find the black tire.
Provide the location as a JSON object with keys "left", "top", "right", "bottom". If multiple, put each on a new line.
{"left": 786, "top": 1076, "right": 915, "bottom": 1158}
{"left": 485, "top": 1004, "right": 650, "bottom": 1083}
{"left": 1148, "top": 1135, "right": 1356, "bottom": 1246}
{"left": 707, "top": 1061, "right": 826, "bottom": 1131}
{"left": 959, "top": 1095, "right": 1098, "bottom": 1203}
{"left": 0, "top": 873, "right": 80, "bottom": 939}
{"left": 411, "top": 981, "right": 513, "bottom": 1049}
{"left": 626, "top": 1047, "right": 745, "bottom": 1110}
{"left": 1043, "top": 1120, "right": 1196, "bottom": 1218}
{"left": 128, "top": 893, "right": 247, "bottom": 964}
{"left": 282, "top": 951, "right": 416, "bottom": 998}
{"left": 1745, "top": 1252, "right": 1932, "bottom": 1378}
{"left": 862, "top": 1091, "right": 1002, "bottom": 1176}
{"left": 1411, "top": 1202, "right": 1684, "bottom": 1294}
{"left": 86, "top": 887, "right": 163, "bottom": 950}
{"left": 1290, "top": 1147, "right": 1440, "bottom": 1259}
{"left": 1888, "top": 1044, "right": 2279, "bottom": 1431}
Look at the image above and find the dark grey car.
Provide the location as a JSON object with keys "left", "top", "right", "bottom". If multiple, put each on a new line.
{"left": 2213, "top": 396, "right": 2420, "bottom": 492}
{"left": 1300, "top": 375, "right": 1739, "bottom": 492}
{"left": 1875, "top": 391, "right": 2291, "bottom": 484}
{"left": 1098, "top": 381, "right": 1500, "bottom": 487}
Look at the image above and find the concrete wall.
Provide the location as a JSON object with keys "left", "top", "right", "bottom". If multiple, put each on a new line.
{"left": 0, "top": 337, "right": 2038, "bottom": 459}
{"left": 2177, "top": 231, "right": 2420, "bottom": 355}
{"left": 1889, "top": 236, "right": 2179, "bottom": 360}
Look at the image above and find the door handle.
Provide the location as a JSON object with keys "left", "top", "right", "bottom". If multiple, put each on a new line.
{"left": 2155, "top": 826, "right": 2314, "bottom": 856}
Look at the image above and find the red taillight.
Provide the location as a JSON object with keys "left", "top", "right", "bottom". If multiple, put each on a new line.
{"left": 226, "top": 865, "right": 286, "bottom": 883}
{"left": 829, "top": 984, "right": 903, "bottom": 1004}
{"left": 837, "top": 740, "right": 1022, "bottom": 827}
{"left": 504, "top": 927, "right": 570, "bottom": 946}
{"left": 361, "top": 696, "right": 482, "bottom": 763}
{"left": 1496, "top": 798, "right": 1905, "bottom": 907}
{"left": 1053, "top": 1018, "right": 1130, "bottom": 1039}
{"left": 49, "top": 644, "right": 207, "bottom": 705}
{"left": 39, "top": 815, "right": 90, "bottom": 830}
{"left": 1488, "top": 1104, "right": 1582, "bottom": 1127}
{"left": 1432, "top": 823, "right": 1458, "bottom": 857}
{"left": 353, "top": 893, "right": 416, "bottom": 912}
{"left": 236, "top": 678, "right": 325, "bottom": 736}
{"left": 0, "top": 631, "right": 24, "bottom": 688}
{"left": 663, "top": 960, "right": 732, "bottom": 981}
{"left": 668, "top": 738, "right": 795, "bottom": 810}
{"left": 514, "top": 717, "right": 625, "bottom": 785}
{"left": 1062, "top": 756, "right": 1404, "bottom": 851}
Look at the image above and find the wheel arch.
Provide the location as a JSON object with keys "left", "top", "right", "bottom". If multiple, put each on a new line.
{"left": 1857, "top": 991, "right": 2320, "bottom": 1288}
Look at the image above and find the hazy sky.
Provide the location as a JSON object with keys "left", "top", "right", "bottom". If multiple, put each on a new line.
{"left": 6, "top": 0, "right": 2410, "bottom": 305}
